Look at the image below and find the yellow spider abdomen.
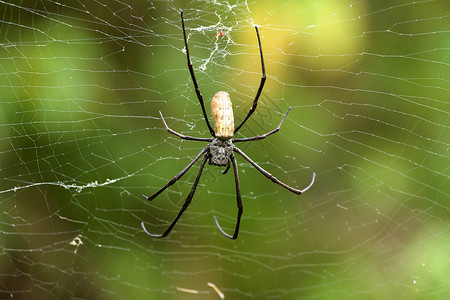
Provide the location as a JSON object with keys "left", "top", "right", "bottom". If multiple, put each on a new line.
{"left": 211, "top": 91, "right": 234, "bottom": 139}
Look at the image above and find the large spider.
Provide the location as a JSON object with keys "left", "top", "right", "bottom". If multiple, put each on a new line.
{"left": 141, "top": 11, "right": 315, "bottom": 239}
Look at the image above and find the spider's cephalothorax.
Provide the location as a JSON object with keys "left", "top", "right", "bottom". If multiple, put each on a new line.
{"left": 209, "top": 138, "right": 233, "bottom": 166}
{"left": 141, "top": 11, "right": 315, "bottom": 240}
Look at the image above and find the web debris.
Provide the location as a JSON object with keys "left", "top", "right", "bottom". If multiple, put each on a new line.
{"left": 176, "top": 282, "right": 225, "bottom": 299}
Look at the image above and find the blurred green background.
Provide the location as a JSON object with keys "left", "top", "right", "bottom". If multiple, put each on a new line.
{"left": 0, "top": 0, "right": 449, "bottom": 299}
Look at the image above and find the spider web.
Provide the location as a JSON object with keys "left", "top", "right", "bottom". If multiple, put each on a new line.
{"left": 1, "top": 0, "right": 449, "bottom": 298}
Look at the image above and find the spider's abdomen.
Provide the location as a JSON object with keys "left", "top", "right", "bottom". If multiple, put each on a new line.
{"left": 211, "top": 91, "right": 234, "bottom": 139}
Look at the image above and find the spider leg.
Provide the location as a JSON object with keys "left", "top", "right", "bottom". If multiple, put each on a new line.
{"left": 181, "top": 11, "right": 215, "bottom": 137}
{"left": 233, "top": 146, "right": 315, "bottom": 194}
{"left": 221, "top": 160, "right": 230, "bottom": 174}
{"left": 143, "top": 147, "right": 208, "bottom": 201}
{"left": 214, "top": 154, "right": 243, "bottom": 239}
{"left": 234, "top": 26, "right": 266, "bottom": 134}
{"left": 159, "top": 111, "right": 213, "bottom": 142}
{"left": 142, "top": 154, "right": 209, "bottom": 238}
{"left": 233, "top": 107, "right": 291, "bottom": 142}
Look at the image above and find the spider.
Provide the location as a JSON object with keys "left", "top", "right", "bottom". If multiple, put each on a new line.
{"left": 215, "top": 29, "right": 229, "bottom": 41}
{"left": 216, "top": 30, "right": 226, "bottom": 38}
{"left": 141, "top": 11, "right": 315, "bottom": 239}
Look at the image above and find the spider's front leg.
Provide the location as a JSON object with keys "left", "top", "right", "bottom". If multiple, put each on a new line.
{"left": 142, "top": 154, "right": 209, "bottom": 238}
{"left": 221, "top": 160, "right": 231, "bottom": 174}
{"left": 143, "top": 147, "right": 208, "bottom": 201}
{"left": 214, "top": 154, "right": 242, "bottom": 239}
{"left": 233, "top": 146, "right": 315, "bottom": 194}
